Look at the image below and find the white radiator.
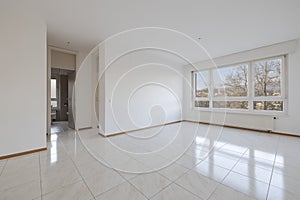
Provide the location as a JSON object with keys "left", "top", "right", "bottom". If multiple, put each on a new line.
{"left": 191, "top": 112, "right": 274, "bottom": 131}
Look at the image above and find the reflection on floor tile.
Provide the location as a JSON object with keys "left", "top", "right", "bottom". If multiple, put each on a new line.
{"left": 270, "top": 172, "right": 300, "bottom": 197}
{"left": 267, "top": 185, "right": 299, "bottom": 200}
{"left": 1, "top": 121, "right": 300, "bottom": 199}
{"left": 175, "top": 153, "right": 202, "bottom": 169}
{"left": 222, "top": 171, "right": 269, "bottom": 199}
{"left": 232, "top": 161, "right": 272, "bottom": 183}
{"left": 193, "top": 161, "right": 230, "bottom": 182}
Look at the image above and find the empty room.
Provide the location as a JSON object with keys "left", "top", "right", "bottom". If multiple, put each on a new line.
{"left": 1, "top": 0, "right": 300, "bottom": 199}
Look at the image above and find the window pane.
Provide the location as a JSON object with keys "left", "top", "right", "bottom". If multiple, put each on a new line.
{"left": 213, "top": 64, "right": 248, "bottom": 97}
{"left": 254, "top": 58, "right": 282, "bottom": 97}
{"left": 253, "top": 101, "right": 283, "bottom": 111}
{"left": 195, "top": 71, "right": 209, "bottom": 97}
{"left": 213, "top": 101, "right": 249, "bottom": 109}
{"left": 51, "top": 79, "right": 57, "bottom": 98}
{"left": 195, "top": 100, "right": 209, "bottom": 108}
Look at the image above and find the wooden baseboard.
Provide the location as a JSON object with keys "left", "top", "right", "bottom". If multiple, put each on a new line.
{"left": 0, "top": 147, "right": 47, "bottom": 160}
{"left": 182, "top": 119, "right": 300, "bottom": 138}
{"left": 95, "top": 119, "right": 299, "bottom": 138}
{"left": 269, "top": 131, "right": 300, "bottom": 138}
{"left": 78, "top": 127, "right": 93, "bottom": 131}
{"left": 99, "top": 120, "right": 182, "bottom": 137}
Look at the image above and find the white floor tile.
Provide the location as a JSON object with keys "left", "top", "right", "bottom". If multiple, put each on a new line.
{"left": 175, "top": 154, "right": 202, "bottom": 169}
{"left": 232, "top": 161, "right": 272, "bottom": 183}
{"left": 222, "top": 171, "right": 269, "bottom": 200}
{"left": 151, "top": 183, "right": 200, "bottom": 200}
{"left": 95, "top": 182, "right": 146, "bottom": 200}
{"left": 42, "top": 181, "right": 93, "bottom": 200}
{"left": 239, "top": 154, "right": 274, "bottom": 170}
{"left": 0, "top": 180, "right": 41, "bottom": 200}
{"left": 158, "top": 163, "right": 189, "bottom": 181}
{"left": 267, "top": 185, "right": 299, "bottom": 200}
{"left": 84, "top": 169, "right": 126, "bottom": 197}
{"left": 193, "top": 161, "right": 230, "bottom": 182}
{"left": 41, "top": 164, "right": 82, "bottom": 194}
{"left": 176, "top": 170, "right": 219, "bottom": 199}
{"left": 203, "top": 153, "right": 239, "bottom": 170}
{"left": 129, "top": 172, "right": 171, "bottom": 198}
{"left": 76, "top": 160, "right": 110, "bottom": 179}
{"left": 273, "top": 161, "right": 300, "bottom": 180}
{"left": 0, "top": 159, "right": 40, "bottom": 191}
{"left": 0, "top": 160, "right": 6, "bottom": 167}
{"left": 209, "top": 184, "right": 255, "bottom": 200}
{"left": 271, "top": 172, "right": 300, "bottom": 196}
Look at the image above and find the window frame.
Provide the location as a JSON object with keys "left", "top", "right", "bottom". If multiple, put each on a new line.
{"left": 193, "top": 70, "right": 211, "bottom": 109}
{"left": 192, "top": 55, "right": 287, "bottom": 115}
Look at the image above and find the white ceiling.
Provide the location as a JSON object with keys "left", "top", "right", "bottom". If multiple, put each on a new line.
{"left": 5, "top": 0, "right": 300, "bottom": 62}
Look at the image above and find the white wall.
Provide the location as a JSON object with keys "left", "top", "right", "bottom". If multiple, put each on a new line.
{"left": 0, "top": 5, "right": 47, "bottom": 156}
{"left": 103, "top": 50, "right": 184, "bottom": 135}
{"left": 75, "top": 49, "right": 101, "bottom": 130}
{"left": 77, "top": 48, "right": 184, "bottom": 135}
{"left": 183, "top": 39, "right": 300, "bottom": 135}
{"left": 100, "top": 50, "right": 182, "bottom": 135}
{"left": 51, "top": 50, "right": 76, "bottom": 70}
{"left": 274, "top": 40, "right": 300, "bottom": 135}
{"left": 77, "top": 28, "right": 196, "bottom": 135}
{"left": 75, "top": 51, "right": 93, "bottom": 129}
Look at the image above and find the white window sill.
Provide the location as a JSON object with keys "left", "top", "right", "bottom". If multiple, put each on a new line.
{"left": 192, "top": 107, "right": 287, "bottom": 116}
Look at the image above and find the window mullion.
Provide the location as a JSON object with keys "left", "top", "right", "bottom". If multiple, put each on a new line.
{"left": 249, "top": 61, "right": 254, "bottom": 111}
{"left": 209, "top": 69, "right": 213, "bottom": 109}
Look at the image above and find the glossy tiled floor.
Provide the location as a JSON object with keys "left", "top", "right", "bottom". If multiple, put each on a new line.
{"left": 0, "top": 121, "right": 300, "bottom": 200}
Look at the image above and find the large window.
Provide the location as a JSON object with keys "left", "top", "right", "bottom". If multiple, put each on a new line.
{"left": 193, "top": 56, "right": 286, "bottom": 113}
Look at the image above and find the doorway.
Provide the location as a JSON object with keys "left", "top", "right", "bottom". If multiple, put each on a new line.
{"left": 47, "top": 46, "right": 77, "bottom": 134}
{"left": 50, "top": 68, "right": 75, "bottom": 128}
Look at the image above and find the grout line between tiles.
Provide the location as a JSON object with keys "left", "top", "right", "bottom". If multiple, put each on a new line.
{"left": 265, "top": 135, "right": 280, "bottom": 200}
{"left": 152, "top": 144, "right": 232, "bottom": 200}
{"left": 150, "top": 141, "right": 231, "bottom": 199}
{"left": 45, "top": 124, "right": 98, "bottom": 199}
{"left": 116, "top": 172, "right": 151, "bottom": 200}
{"left": 71, "top": 161, "right": 97, "bottom": 199}
{"left": 46, "top": 122, "right": 293, "bottom": 200}
{"left": 205, "top": 148, "right": 249, "bottom": 200}
{"left": 70, "top": 136, "right": 146, "bottom": 199}
{"left": 40, "top": 179, "right": 84, "bottom": 197}
{"left": 38, "top": 152, "right": 43, "bottom": 200}
{"left": 76, "top": 121, "right": 225, "bottom": 199}
{"left": 0, "top": 159, "right": 8, "bottom": 177}
{"left": 59, "top": 127, "right": 97, "bottom": 200}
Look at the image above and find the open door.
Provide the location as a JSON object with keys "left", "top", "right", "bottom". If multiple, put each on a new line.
{"left": 68, "top": 71, "right": 75, "bottom": 129}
